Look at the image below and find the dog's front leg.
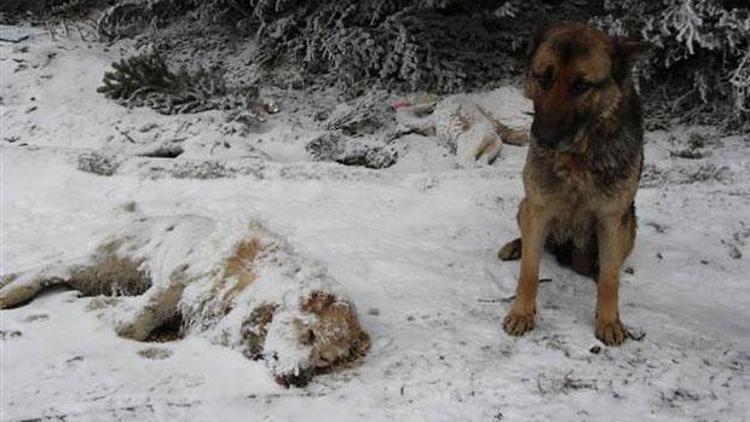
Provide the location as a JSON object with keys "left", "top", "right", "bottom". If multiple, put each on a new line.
{"left": 595, "top": 213, "right": 629, "bottom": 345}
{"left": 503, "top": 199, "right": 549, "bottom": 336}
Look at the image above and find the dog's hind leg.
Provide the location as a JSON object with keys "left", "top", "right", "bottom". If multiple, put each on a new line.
{"left": 545, "top": 238, "right": 573, "bottom": 267}
{"left": 571, "top": 229, "right": 599, "bottom": 278}
{"left": 497, "top": 238, "right": 522, "bottom": 261}
{"left": 498, "top": 200, "right": 525, "bottom": 261}
{"left": 0, "top": 269, "right": 69, "bottom": 309}
{"left": 0, "top": 241, "right": 151, "bottom": 309}
{"left": 571, "top": 244, "right": 598, "bottom": 278}
{"left": 621, "top": 203, "right": 637, "bottom": 262}
{"left": 545, "top": 223, "right": 599, "bottom": 278}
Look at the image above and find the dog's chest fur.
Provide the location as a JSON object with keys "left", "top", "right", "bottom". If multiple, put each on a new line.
{"left": 523, "top": 94, "right": 644, "bottom": 247}
{"left": 527, "top": 141, "right": 641, "bottom": 201}
{"left": 527, "top": 91, "right": 644, "bottom": 199}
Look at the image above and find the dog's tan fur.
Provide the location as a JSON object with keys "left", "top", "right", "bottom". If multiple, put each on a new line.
{"left": 499, "top": 22, "right": 645, "bottom": 346}
{"left": 220, "top": 237, "right": 262, "bottom": 306}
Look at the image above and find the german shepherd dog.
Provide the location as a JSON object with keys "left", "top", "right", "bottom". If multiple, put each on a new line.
{"left": 498, "top": 22, "right": 645, "bottom": 345}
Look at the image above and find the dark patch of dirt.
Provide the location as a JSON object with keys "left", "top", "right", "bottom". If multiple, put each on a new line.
{"left": 138, "top": 347, "right": 173, "bottom": 360}
{"left": 334, "top": 148, "right": 398, "bottom": 169}
{"left": 77, "top": 151, "right": 120, "bottom": 176}
{"left": 139, "top": 145, "right": 185, "bottom": 159}
{"left": 0, "top": 330, "right": 23, "bottom": 340}
{"left": 23, "top": 314, "right": 49, "bottom": 323}
{"left": 670, "top": 149, "right": 705, "bottom": 159}
{"left": 144, "top": 312, "right": 184, "bottom": 342}
{"left": 306, "top": 132, "right": 398, "bottom": 170}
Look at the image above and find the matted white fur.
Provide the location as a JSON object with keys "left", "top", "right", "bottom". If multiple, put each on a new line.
{"left": 395, "top": 87, "right": 533, "bottom": 165}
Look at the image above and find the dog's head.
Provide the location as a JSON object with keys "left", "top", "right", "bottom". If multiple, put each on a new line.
{"left": 526, "top": 22, "right": 645, "bottom": 151}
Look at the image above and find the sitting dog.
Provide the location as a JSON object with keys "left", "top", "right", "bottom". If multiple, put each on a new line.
{"left": 498, "top": 22, "right": 645, "bottom": 345}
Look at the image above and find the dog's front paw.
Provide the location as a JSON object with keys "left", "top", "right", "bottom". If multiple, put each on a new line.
{"left": 503, "top": 310, "right": 535, "bottom": 336}
{"left": 595, "top": 318, "right": 627, "bottom": 346}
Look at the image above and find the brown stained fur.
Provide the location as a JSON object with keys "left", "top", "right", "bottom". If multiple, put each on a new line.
{"left": 195, "top": 237, "right": 265, "bottom": 318}
{"left": 301, "top": 291, "right": 371, "bottom": 369}
{"left": 271, "top": 290, "right": 370, "bottom": 388}
{"left": 68, "top": 241, "right": 151, "bottom": 297}
{"left": 221, "top": 238, "right": 263, "bottom": 306}
{"left": 501, "top": 22, "right": 645, "bottom": 346}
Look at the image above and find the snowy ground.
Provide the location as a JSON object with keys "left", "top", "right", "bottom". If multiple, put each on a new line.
{"left": 2, "top": 25, "right": 750, "bottom": 422}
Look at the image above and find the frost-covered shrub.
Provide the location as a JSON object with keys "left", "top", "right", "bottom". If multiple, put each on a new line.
{"left": 77, "top": 151, "right": 120, "bottom": 176}
{"left": 193, "top": 0, "right": 746, "bottom": 127}
{"left": 591, "top": 0, "right": 749, "bottom": 129}
{"left": 305, "top": 90, "right": 399, "bottom": 169}
{"left": 306, "top": 132, "right": 398, "bottom": 169}
{"left": 0, "top": 0, "right": 99, "bottom": 24}
{"left": 21, "top": 0, "right": 746, "bottom": 128}
{"left": 192, "top": 0, "right": 591, "bottom": 96}
{"left": 97, "top": 0, "right": 196, "bottom": 39}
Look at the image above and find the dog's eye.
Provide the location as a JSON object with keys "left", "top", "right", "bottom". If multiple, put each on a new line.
{"left": 571, "top": 81, "right": 590, "bottom": 96}
{"left": 538, "top": 74, "right": 553, "bottom": 91}
{"left": 534, "top": 66, "right": 555, "bottom": 91}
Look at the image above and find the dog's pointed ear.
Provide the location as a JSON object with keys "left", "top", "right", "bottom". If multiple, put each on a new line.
{"left": 528, "top": 25, "right": 546, "bottom": 58}
{"left": 529, "top": 21, "right": 580, "bottom": 62}
{"left": 525, "top": 25, "right": 547, "bottom": 98}
{"left": 611, "top": 37, "right": 649, "bottom": 83}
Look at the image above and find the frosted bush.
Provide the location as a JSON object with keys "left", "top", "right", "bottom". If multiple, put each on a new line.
{"left": 593, "top": 0, "right": 749, "bottom": 129}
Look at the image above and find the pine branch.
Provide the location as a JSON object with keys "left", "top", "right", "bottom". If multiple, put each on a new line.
{"left": 97, "top": 51, "right": 259, "bottom": 115}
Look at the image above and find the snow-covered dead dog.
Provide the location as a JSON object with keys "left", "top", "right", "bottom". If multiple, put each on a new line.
{"left": 498, "top": 22, "right": 645, "bottom": 346}
{"left": 0, "top": 215, "right": 369, "bottom": 387}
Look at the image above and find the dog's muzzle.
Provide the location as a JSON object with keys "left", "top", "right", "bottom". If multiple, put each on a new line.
{"left": 532, "top": 122, "right": 571, "bottom": 150}
{"left": 531, "top": 117, "right": 581, "bottom": 151}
